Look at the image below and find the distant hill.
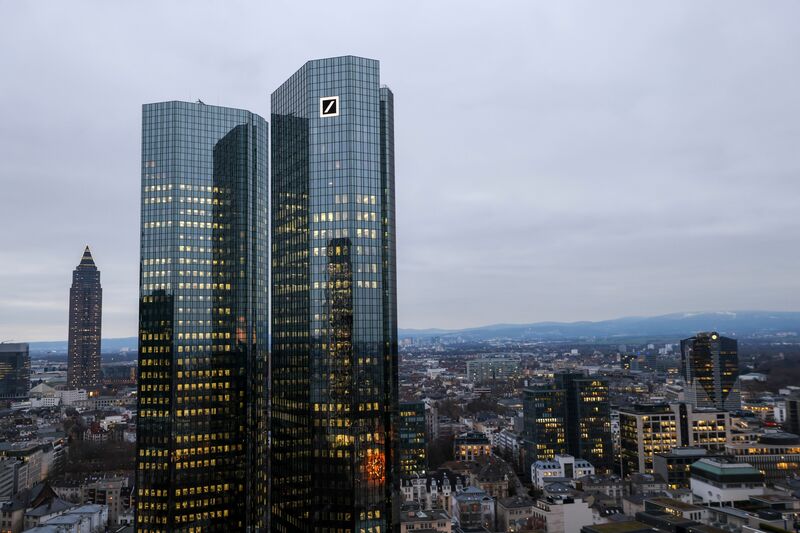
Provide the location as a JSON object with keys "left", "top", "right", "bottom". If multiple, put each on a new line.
{"left": 398, "top": 311, "right": 800, "bottom": 342}
{"left": 25, "top": 311, "right": 800, "bottom": 351}
{"left": 29, "top": 337, "right": 138, "bottom": 354}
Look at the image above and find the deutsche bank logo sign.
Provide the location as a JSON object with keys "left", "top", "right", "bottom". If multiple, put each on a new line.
{"left": 320, "top": 96, "right": 339, "bottom": 117}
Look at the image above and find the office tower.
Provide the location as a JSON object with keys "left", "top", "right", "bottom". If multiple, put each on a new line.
{"left": 67, "top": 246, "right": 102, "bottom": 389}
{"left": 0, "top": 343, "right": 30, "bottom": 400}
{"left": 399, "top": 402, "right": 427, "bottom": 476}
{"left": 618, "top": 403, "right": 729, "bottom": 475}
{"left": 270, "top": 56, "right": 398, "bottom": 532}
{"left": 466, "top": 357, "right": 520, "bottom": 384}
{"left": 681, "top": 332, "right": 741, "bottom": 411}
{"left": 555, "top": 372, "right": 613, "bottom": 470}
{"left": 522, "top": 372, "right": 612, "bottom": 471}
{"left": 135, "top": 101, "right": 268, "bottom": 532}
{"left": 522, "top": 388, "right": 566, "bottom": 467}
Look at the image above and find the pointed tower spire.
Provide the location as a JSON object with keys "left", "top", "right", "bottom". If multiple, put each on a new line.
{"left": 78, "top": 245, "right": 96, "bottom": 268}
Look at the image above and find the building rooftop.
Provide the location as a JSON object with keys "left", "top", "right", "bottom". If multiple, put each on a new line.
{"left": 498, "top": 495, "right": 535, "bottom": 509}
{"left": 66, "top": 503, "right": 106, "bottom": 514}
{"left": 580, "top": 520, "right": 657, "bottom": 533}
{"left": 399, "top": 509, "right": 450, "bottom": 523}
{"left": 646, "top": 497, "right": 705, "bottom": 512}
{"left": 655, "top": 447, "right": 710, "bottom": 458}
{"left": 630, "top": 473, "right": 666, "bottom": 484}
{"left": 455, "top": 486, "right": 491, "bottom": 503}
{"left": 454, "top": 431, "right": 491, "bottom": 444}
{"left": 25, "top": 497, "right": 72, "bottom": 517}
{"left": 691, "top": 458, "right": 763, "bottom": 479}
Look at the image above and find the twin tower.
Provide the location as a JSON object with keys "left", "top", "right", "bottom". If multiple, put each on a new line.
{"left": 136, "top": 56, "right": 398, "bottom": 532}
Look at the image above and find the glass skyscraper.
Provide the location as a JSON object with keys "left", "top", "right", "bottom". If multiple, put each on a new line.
{"left": 270, "top": 56, "right": 398, "bottom": 532}
{"left": 0, "top": 343, "right": 30, "bottom": 400}
{"left": 555, "top": 372, "right": 613, "bottom": 471}
{"left": 523, "top": 372, "right": 612, "bottom": 471}
{"left": 681, "top": 332, "right": 741, "bottom": 411}
{"left": 522, "top": 387, "right": 566, "bottom": 468}
{"left": 398, "top": 402, "right": 427, "bottom": 477}
{"left": 67, "top": 246, "right": 102, "bottom": 390}
{"left": 135, "top": 101, "right": 268, "bottom": 532}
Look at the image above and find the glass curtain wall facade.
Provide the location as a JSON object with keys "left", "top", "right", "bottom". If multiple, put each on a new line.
{"left": 270, "top": 56, "right": 398, "bottom": 533}
{"left": 522, "top": 388, "right": 566, "bottom": 469}
{"left": 555, "top": 372, "right": 613, "bottom": 470}
{"left": 522, "top": 373, "right": 612, "bottom": 471}
{"left": 135, "top": 101, "right": 268, "bottom": 532}
{"left": 67, "top": 246, "right": 102, "bottom": 389}
{"left": 398, "top": 402, "right": 427, "bottom": 476}
{"left": 681, "top": 332, "right": 741, "bottom": 411}
{"left": 0, "top": 343, "right": 30, "bottom": 400}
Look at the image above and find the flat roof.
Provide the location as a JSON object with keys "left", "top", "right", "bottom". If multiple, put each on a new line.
{"left": 647, "top": 497, "right": 704, "bottom": 512}
{"left": 582, "top": 521, "right": 656, "bottom": 533}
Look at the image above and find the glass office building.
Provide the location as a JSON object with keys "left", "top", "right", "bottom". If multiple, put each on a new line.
{"left": 0, "top": 343, "right": 30, "bottom": 400}
{"left": 135, "top": 101, "right": 268, "bottom": 532}
{"left": 67, "top": 246, "right": 102, "bottom": 389}
{"left": 681, "top": 332, "right": 741, "bottom": 411}
{"left": 522, "top": 387, "right": 566, "bottom": 468}
{"left": 522, "top": 372, "right": 612, "bottom": 471}
{"left": 270, "top": 56, "right": 398, "bottom": 532}
{"left": 398, "top": 402, "right": 427, "bottom": 476}
{"left": 555, "top": 372, "right": 613, "bottom": 471}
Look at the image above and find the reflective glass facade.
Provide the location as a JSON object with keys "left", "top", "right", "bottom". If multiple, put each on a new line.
{"left": 681, "top": 332, "right": 741, "bottom": 411}
{"left": 398, "top": 402, "right": 427, "bottom": 476}
{"left": 522, "top": 388, "right": 566, "bottom": 468}
{"left": 135, "top": 101, "right": 268, "bottom": 532}
{"left": 522, "top": 373, "right": 612, "bottom": 471}
{"left": 270, "top": 56, "right": 398, "bottom": 533}
{"left": 67, "top": 246, "right": 102, "bottom": 389}
{"left": 554, "top": 372, "right": 613, "bottom": 470}
{"left": 0, "top": 343, "right": 30, "bottom": 400}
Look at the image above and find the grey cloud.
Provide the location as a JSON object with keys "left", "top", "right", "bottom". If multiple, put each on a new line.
{"left": 1, "top": 1, "right": 799, "bottom": 339}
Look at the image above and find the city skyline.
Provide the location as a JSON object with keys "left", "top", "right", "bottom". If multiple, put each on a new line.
{"left": 2, "top": 4, "right": 800, "bottom": 533}
{"left": 2, "top": 2, "right": 800, "bottom": 341}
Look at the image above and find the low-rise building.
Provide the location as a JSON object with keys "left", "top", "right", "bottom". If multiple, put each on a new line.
{"left": 628, "top": 474, "right": 667, "bottom": 497}
{"left": 474, "top": 460, "right": 512, "bottom": 500}
{"left": 530, "top": 495, "right": 594, "bottom": 533}
{"left": 643, "top": 497, "right": 708, "bottom": 523}
{"left": 690, "top": 458, "right": 764, "bottom": 507}
{"left": 401, "top": 469, "right": 468, "bottom": 512}
{"left": 451, "top": 486, "right": 495, "bottom": 531}
{"left": 454, "top": 432, "right": 492, "bottom": 462}
{"left": 399, "top": 508, "right": 452, "bottom": 533}
{"left": 575, "top": 475, "right": 627, "bottom": 502}
{"left": 83, "top": 479, "right": 127, "bottom": 525}
{"left": 532, "top": 455, "right": 595, "bottom": 489}
{"left": 0, "top": 443, "right": 44, "bottom": 493}
{"left": 653, "top": 447, "right": 726, "bottom": 489}
{"left": 496, "top": 495, "right": 536, "bottom": 532}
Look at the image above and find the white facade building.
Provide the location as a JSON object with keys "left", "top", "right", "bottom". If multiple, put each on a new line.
{"left": 532, "top": 455, "right": 595, "bottom": 489}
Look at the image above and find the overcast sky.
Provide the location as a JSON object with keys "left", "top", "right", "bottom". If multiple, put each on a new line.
{"left": 1, "top": 1, "right": 799, "bottom": 341}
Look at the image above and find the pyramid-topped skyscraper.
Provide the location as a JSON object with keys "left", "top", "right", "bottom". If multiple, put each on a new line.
{"left": 67, "top": 245, "right": 102, "bottom": 389}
